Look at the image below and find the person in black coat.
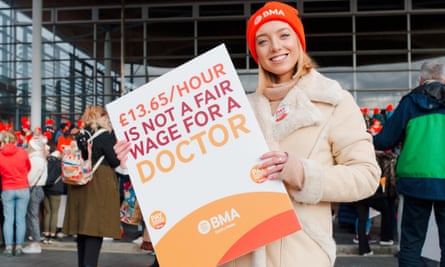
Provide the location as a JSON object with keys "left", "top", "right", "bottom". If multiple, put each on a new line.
{"left": 42, "top": 150, "right": 66, "bottom": 243}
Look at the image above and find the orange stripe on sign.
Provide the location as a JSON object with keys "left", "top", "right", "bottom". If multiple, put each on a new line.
{"left": 154, "top": 192, "right": 300, "bottom": 267}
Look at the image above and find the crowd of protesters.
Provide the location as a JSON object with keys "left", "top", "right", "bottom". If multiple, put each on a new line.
{"left": 0, "top": 117, "right": 154, "bottom": 259}
{"left": 360, "top": 104, "right": 394, "bottom": 135}
{"left": 0, "top": 118, "right": 78, "bottom": 256}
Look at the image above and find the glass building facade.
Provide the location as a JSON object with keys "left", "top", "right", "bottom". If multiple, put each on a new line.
{"left": 0, "top": 0, "right": 445, "bottom": 129}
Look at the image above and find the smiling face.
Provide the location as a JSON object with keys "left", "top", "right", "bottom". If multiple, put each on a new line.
{"left": 255, "top": 20, "right": 301, "bottom": 83}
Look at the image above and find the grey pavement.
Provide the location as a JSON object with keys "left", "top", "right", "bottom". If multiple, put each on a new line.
{"left": 0, "top": 249, "right": 156, "bottom": 267}
{"left": 0, "top": 215, "right": 403, "bottom": 266}
{"left": 0, "top": 249, "right": 399, "bottom": 267}
{"left": 4, "top": 204, "right": 442, "bottom": 266}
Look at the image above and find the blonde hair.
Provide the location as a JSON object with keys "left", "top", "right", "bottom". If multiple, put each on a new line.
{"left": 81, "top": 106, "right": 110, "bottom": 132}
{"left": 2, "top": 130, "right": 16, "bottom": 144}
{"left": 257, "top": 43, "right": 316, "bottom": 94}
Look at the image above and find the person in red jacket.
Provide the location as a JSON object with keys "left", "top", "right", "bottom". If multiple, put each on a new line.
{"left": 0, "top": 130, "right": 31, "bottom": 256}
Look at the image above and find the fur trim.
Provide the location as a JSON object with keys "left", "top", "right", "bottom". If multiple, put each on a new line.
{"left": 252, "top": 246, "right": 266, "bottom": 267}
{"left": 297, "top": 70, "right": 343, "bottom": 105}
{"left": 295, "top": 203, "right": 337, "bottom": 266}
{"left": 248, "top": 70, "right": 343, "bottom": 143}
{"left": 273, "top": 88, "right": 322, "bottom": 141}
{"left": 288, "top": 159, "right": 323, "bottom": 204}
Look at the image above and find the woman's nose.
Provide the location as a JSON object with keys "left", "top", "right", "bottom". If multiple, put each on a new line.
{"left": 270, "top": 37, "right": 281, "bottom": 51}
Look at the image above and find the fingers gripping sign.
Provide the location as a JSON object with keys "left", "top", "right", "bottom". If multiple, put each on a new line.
{"left": 258, "top": 151, "right": 289, "bottom": 181}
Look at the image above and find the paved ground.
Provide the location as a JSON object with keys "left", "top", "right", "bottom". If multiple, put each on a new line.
{"left": 3, "top": 210, "right": 438, "bottom": 266}
{"left": 0, "top": 249, "right": 156, "bottom": 267}
{"left": 0, "top": 220, "right": 401, "bottom": 267}
{"left": 0, "top": 249, "right": 400, "bottom": 267}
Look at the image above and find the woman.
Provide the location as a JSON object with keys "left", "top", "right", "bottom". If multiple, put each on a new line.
{"left": 23, "top": 136, "right": 48, "bottom": 254}
{"left": 223, "top": 2, "right": 380, "bottom": 266}
{"left": 63, "top": 106, "right": 121, "bottom": 267}
{"left": 114, "top": 2, "right": 381, "bottom": 266}
{"left": 0, "top": 130, "right": 31, "bottom": 256}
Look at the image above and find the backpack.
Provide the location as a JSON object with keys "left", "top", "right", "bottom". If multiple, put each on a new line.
{"left": 44, "top": 155, "right": 62, "bottom": 187}
{"left": 61, "top": 128, "right": 107, "bottom": 186}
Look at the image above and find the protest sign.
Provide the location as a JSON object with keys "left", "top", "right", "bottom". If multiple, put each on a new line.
{"left": 106, "top": 44, "right": 300, "bottom": 267}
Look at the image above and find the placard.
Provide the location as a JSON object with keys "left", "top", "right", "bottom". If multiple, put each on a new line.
{"left": 107, "top": 44, "right": 300, "bottom": 267}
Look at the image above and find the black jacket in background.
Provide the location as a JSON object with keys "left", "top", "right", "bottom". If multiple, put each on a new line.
{"left": 44, "top": 155, "right": 67, "bottom": 195}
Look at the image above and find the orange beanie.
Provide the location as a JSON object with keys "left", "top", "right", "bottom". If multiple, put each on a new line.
{"left": 246, "top": 1, "right": 306, "bottom": 63}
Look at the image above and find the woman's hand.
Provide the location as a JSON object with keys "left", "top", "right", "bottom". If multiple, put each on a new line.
{"left": 114, "top": 140, "right": 132, "bottom": 168}
{"left": 259, "top": 150, "right": 304, "bottom": 190}
{"left": 258, "top": 151, "right": 288, "bottom": 180}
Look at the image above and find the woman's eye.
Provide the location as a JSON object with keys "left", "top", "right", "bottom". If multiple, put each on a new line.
{"left": 257, "top": 39, "right": 267, "bottom": 45}
{"left": 281, "top": 33, "right": 290, "bottom": 38}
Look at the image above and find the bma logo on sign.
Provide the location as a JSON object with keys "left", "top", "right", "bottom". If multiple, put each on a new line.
{"left": 197, "top": 208, "right": 241, "bottom": 234}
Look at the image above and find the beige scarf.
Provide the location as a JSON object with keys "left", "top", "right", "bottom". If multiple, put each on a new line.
{"left": 262, "top": 77, "right": 299, "bottom": 114}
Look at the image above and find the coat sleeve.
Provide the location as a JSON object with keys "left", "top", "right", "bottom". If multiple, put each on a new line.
{"left": 373, "top": 97, "right": 411, "bottom": 150}
{"left": 95, "top": 131, "right": 121, "bottom": 168}
{"left": 24, "top": 150, "right": 31, "bottom": 173}
{"left": 289, "top": 91, "right": 381, "bottom": 203}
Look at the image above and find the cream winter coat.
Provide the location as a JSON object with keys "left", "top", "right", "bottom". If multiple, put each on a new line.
{"left": 220, "top": 70, "right": 381, "bottom": 267}
{"left": 28, "top": 150, "right": 48, "bottom": 187}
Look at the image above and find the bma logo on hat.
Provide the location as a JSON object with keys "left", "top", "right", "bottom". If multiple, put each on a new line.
{"left": 254, "top": 9, "right": 285, "bottom": 26}
{"left": 254, "top": 15, "right": 263, "bottom": 26}
{"left": 263, "top": 8, "right": 285, "bottom": 19}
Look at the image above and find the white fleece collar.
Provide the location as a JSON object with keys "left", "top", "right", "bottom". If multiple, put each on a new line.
{"left": 248, "top": 70, "right": 344, "bottom": 142}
